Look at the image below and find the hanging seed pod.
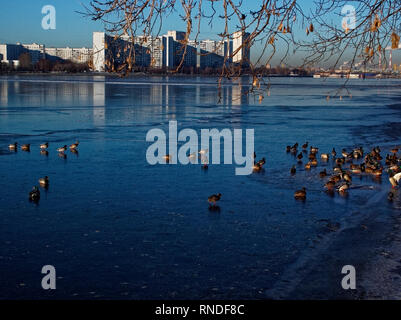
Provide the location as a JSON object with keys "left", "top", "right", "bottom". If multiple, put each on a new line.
{"left": 309, "top": 23, "right": 314, "bottom": 32}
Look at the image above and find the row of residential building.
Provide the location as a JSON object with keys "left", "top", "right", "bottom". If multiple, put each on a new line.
{"left": 93, "top": 30, "right": 250, "bottom": 71}
{"left": 0, "top": 30, "right": 250, "bottom": 71}
{"left": 0, "top": 43, "right": 93, "bottom": 67}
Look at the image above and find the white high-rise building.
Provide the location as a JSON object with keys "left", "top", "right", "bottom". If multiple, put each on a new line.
{"left": 232, "top": 31, "right": 250, "bottom": 65}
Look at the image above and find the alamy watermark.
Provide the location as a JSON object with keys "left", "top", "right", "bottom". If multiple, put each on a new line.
{"left": 41, "top": 265, "right": 56, "bottom": 290}
{"left": 146, "top": 121, "right": 255, "bottom": 175}
{"left": 42, "top": 5, "right": 56, "bottom": 30}
{"left": 341, "top": 265, "right": 356, "bottom": 290}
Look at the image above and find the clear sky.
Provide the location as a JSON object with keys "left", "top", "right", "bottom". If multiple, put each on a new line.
{"left": 0, "top": 0, "right": 399, "bottom": 67}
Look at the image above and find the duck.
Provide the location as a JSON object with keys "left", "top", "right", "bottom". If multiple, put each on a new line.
{"left": 308, "top": 152, "right": 317, "bottom": 160}
{"left": 391, "top": 148, "right": 399, "bottom": 154}
{"left": 57, "top": 145, "right": 67, "bottom": 153}
{"left": 305, "top": 162, "right": 311, "bottom": 170}
{"left": 256, "top": 157, "right": 266, "bottom": 167}
{"left": 325, "top": 180, "right": 336, "bottom": 190}
{"left": 8, "top": 142, "right": 18, "bottom": 150}
{"left": 310, "top": 146, "right": 319, "bottom": 154}
{"left": 353, "top": 148, "right": 363, "bottom": 159}
{"left": 302, "top": 142, "right": 308, "bottom": 149}
{"left": 188, "top": 152, "right": 197, "bottom": 161}
{"left": 290, "top": 165, "right": 296, "bottom": 175}
{"left": 253, "top": 163, "right": 263, "bottom": 172}
{"left": 330, "top": 175, "right": 341, "bottom": 183}
{"left": 40, "top": 142, "right": 49, "bottom": 150}
{"left": 37, "top": 177, "right": 49, "bottom": 190}
{"left": 294, "top": 187, "right": 306, "bottom": 200}
{"left": 341, "top": 172, "right": 352, "bottom": 183}
{"left": 208, "top": 193, "right": 221, "bottom": 206}
{"left": 331, "top": 148, "right": 337, "bottom": 157}
{"left": 21, "top": 144, "right": 30, "bottom": 151}
{"left": 29, "top": 187, "right": 40, "bottom": 202}
{"left": 199, "top": 148, "right": 208, "bottom": 155}
{"left": 319, "top": 169, "right": 327, "bottom": 177}
{"left": 341, "top": 149, "right": 350, "bottom": 158}
{"left": 333, "top": 165, "right": 342, "bottom": 173}
{"left": 336, "top": 157, "right": 345, "bottom": 165}
{"left": 350, "top": 164, "right": 362, "bottom": 174}
{"left": 69, "top": 141, "right": 79, "bottom": 150}
{"left": 310, "top": 158, "right": 318, "bottom": 166}
{"left": 321, "top": 153, "right": 329, "bottom": 160}
{"left": 371, "top": 168, "right": 383, "bottom": 176}
{"left": 38, "top": 176, "right": 49, "bottom": 187}
{"left": 337, "top": 182, "right": 350, "bottom": 193}
{"left": 297, "top": 153, "right": 303, "bottom": 161}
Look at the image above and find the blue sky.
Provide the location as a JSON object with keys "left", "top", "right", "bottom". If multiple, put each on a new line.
{"left": 0, "top": 0, "right": 398, "bottom": 67}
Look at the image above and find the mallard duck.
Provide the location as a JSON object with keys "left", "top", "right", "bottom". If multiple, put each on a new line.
{"left": 38, "top": 176, "right": 49, "bottom": 187}
{"left": 341, "top": 172, "right": 352, "bottom": 183}
{"left": 310, "top": 146, "right": 319, "bottom": 154}
{"left": 333, "top": 165, "right": 342, "bottom": 173}
{"left": 350, "top": 164, "right": 362, "bottom": 174}
{"left": 297, "top": 153, "right": 303, "bottom": 161}
{"left": 8, "top": 142, "right": 18, "bottom": 150}
{"left": 253, "top": 163, "right": 263, "bottom": 172}
{"left": 40, "top": 142, "right": 49, "bottom": 150}
{"left": 341, "top": 149, "right": 349, "bottom": 158}
{"left": 321, "top": 153, "right": 329, "bottom": 160}
{"left": 337, "top": 182, "right": 350, "bottom": 193}
{"left": 290, "top": 165, "right": 296, "bottom": 175}
{"left": 256, "top": 157, "right": 266, "bottom": 167}
{"left": 208, "top": 193, "right": 221, "bottom": 206}
{"left": 371, "top": 168, "right": 383, "bottom": 176}
{"left": 319, "top": 169, "right": 327, "bottom": 177}
{"left": 305, "top": 162, "right": 311, "bottom": 170}
{"left": 391, "top": 148, "right": 399, "bottom": 154}
{"left": 302, "top": 142, "right": 308, "bottom": 149}
{"left": 336, "top": 157, "right": 345, "bottom": 165}
{"left": 331, "top": 148, "right": 337, "bottom": 157}
{"left": 29, "top": 186, "right": 40, "bottom": 202}
{"left": 57, "top": 145, "right": 67, "bottom": 153}
{"left": 21, "top": 144, "right": 30, "bottom": 151}
{"left": 308, "top": 152, "right": 316, "bottom": 160}
{"left": 294, "top": 187, "right": 306, "bottom": 200}
{"left": 69, "top": 141, "right": 79, "bottom": 150}
{"left": 310, "top": 159, "right": 318, "bottom": 166}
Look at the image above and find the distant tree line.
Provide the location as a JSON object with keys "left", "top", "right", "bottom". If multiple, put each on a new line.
{"left": 0, "top": 52, "right": 90, "bottom": 74}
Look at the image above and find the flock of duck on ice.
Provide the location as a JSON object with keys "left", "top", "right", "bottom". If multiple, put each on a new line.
{"left": 6, "top": 140, "right": 401, "bottom": 207}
